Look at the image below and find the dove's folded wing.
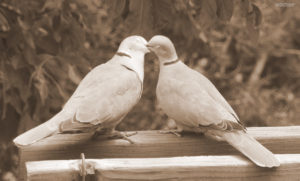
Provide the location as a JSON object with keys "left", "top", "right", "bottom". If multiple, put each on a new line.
{"left": 60, "top": 63, "right": 142, "bottom": 132}
{"left": 158, "top": 75, "right": 241, "bottom": 132}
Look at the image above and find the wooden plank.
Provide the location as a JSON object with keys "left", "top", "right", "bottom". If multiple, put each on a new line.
{"left": 26, "top": 154, "right": 300, "bottom": 181}
{"left": 18, "top": 126, "right": 300, "bottom": 180}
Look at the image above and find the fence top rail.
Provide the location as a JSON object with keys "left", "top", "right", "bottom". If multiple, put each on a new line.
{"left": 20, "top": 126, "right": 300, "bottom": 149}
{"left": 26, "top": 154, "right": 300, "bottom": 181}
{"left": 18, "top": 126, "right": 300, "bottom": 180}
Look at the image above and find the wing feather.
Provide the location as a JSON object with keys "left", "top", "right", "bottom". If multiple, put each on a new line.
{"left": 60, "top": 62, "right": 142, "bottom": 132}
{"left": 191, "top": 69, "right": 240, "bottom": 122}
{"left": 157, "top": 62, "right": 244, "bottom": 132}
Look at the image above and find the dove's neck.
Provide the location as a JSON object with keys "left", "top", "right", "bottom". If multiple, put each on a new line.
{"left": 161, "top": 58, "right": 180, "bottom": 66}
{"left": 112, "top": 52, "right": 145, "bottom": 82}
{"left": 159, "top": 57, "right": 180, "bottom": 68}
{"left": 158, "top": 52, "right": 179, "bottom": 66}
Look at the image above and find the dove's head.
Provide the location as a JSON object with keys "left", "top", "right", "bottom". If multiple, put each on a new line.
{"left": 115, "top": 35, "right": 149, "bottom": 82}
{"left": 147, "top": 35, "right": 178, "bottom": 64}
{"left": 118, "top": 35, "right": 150, "bottom": 55}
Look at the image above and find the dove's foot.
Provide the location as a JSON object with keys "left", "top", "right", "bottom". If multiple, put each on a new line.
{"left": 205, "top": 132, "right": 224, "bottom": 142}
{"left": 158, "top": 129, "right": 183, "bottom": 137}
{"left": 107, "top": 131, "right": 137, "bottom": 144}
{"left": 93, "top": 131, "right": 137, "bottom": 144}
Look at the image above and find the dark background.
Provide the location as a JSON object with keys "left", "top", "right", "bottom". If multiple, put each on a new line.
{"left": 0, "top": 0, "right": 299, "bottom": 180}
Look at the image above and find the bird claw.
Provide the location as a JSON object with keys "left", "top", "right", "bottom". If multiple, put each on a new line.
{"left": 124, "top": 131, "right": 138, "bottom": 137}
{"left": 109, "top": 131, "right": 136, "bottom": 144}
{"left": 158, "top": 129, "right": 183, "bottom": 137}
{"left": 93, "top": 131, "right": 136, "bottom": 144}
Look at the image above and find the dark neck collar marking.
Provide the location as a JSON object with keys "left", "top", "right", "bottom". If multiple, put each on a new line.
{"left": 163, "top": 59, "right": 180, "bottom": 66}
{"left": 121, "top": 64, "right": 134, "bottom": 71}
{"left": 116, "top": 52, "right": 132, "bottom": 59}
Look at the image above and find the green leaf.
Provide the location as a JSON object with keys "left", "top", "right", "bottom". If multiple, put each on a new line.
{"left": 188, "top": 0, "right": 218, "bottom": 30}
{"left": 105, "top": 0, "right": 128, "bottom": 19}
{"left": 216, "top": 0, "right": 233, "bottom": 21}
{"left": 24, "top": 33, "right": 36, "bottom": 50}
{"left": 246, "top": 4, "right": 262, "bottom": 27}
{"left": 238, "top": 0, "right": 250, "bottom": 17}
{"left": 41, "top": 0, "right": 63, "bottom": 12}
{"left": 0, "top": 70, "right": 4, "bottom": 84}
{"left": 35, "top": 32, "right": 60, "bottom": 55}
{"left": 52, "top": 14, "right": 61, "bottom": 31}
{"left": 23, "top": 46, "right": 37, "bottom": 66}
{"left": 68, "top": 65, "right": 82, "bottom": 85}
{"left": 245, "top": 4, "right": 262, "bottom": 43}
{"left": 60, "top": 19, "right": 85, "bottom": 51}
{"left": 0, "top": 11, "right": 10, "bottom": 32}
{"left": 5, "top": 89, "right": 23, "bottom": 115}
{"left": 10, "top": 55, "right": 26, "bottom": 70}
{"left": 2, "top": 64, "right": 27, "bottom": 90}
{"left": 17, "top": 113, "right": 39, "bottom": 134}
{"left": 129, "top": 0, "right": 154, "bottom": 37}
{"left": 31, "top": 63, "right": 49, "bottom": 105}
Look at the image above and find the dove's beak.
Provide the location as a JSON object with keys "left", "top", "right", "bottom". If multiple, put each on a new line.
{"left": 142, "top": 43, "right": 149, "bottom": 53}
{"left": 146, "top": 43, "right": 159, "bottom": 52}
{"left": 146, "top": 44, "right": 153, "bottom": 53}
{"left": 146, "top": 43, "right": 153, "bottom": 50}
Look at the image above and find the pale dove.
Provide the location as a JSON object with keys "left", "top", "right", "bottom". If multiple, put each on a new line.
{"left": 14, "top": 35, "right": 149, "bottom": 146}
{"left": 147, "top": 35, "right": 280, "bottom": 168}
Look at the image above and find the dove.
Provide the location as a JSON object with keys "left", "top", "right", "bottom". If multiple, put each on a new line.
{"left": 13, "top": 35, "right": 149, "bottom": 146}
{"left": 147, "top": 35, "right": 280, "bottom": 168}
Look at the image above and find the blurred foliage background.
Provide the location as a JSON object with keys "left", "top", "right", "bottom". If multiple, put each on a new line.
{"left": 0, "top": 0, "right": 299, "bottom": 180}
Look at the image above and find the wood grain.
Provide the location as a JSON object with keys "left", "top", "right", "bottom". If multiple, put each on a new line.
{"left": 26, "top": 154, "right": 300, "bottom": 181}
{"left": 18, "top": 126, "right": 300, "bottom": 180}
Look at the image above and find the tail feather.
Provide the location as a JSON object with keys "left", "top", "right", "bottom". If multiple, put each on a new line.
{"left": 222, "top": 131, "right": 280, "bottom": 168}
{"left": 13, "top": 112, "right": 66, "bottom": 147}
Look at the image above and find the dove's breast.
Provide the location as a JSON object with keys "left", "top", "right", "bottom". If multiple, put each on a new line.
{"left": 156, "top": 62, "right": 231, "bottom": 130}
{"left": 156, "top": 63, "right": 189, "bottom": 120}
{"left": 62, "top": 62, "right": 143, "bottom": 129}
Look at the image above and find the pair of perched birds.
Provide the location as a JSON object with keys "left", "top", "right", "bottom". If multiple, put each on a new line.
{"left": 14, "top": 35, "right": 280, "bottom": 168}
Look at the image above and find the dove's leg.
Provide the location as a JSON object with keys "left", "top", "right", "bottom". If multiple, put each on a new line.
{"left": 204, "top": 131, "right": 225, "bottom": 142}
{"left": 92, "top": 129, "right": 137, "bottom": 144}
{"left": 158, "top": 129, "right": 183, "bottom": 137}
{"left": 107, "top": 131, "right": 137, "bottom": 144}
{"left": 159, "top": 125, "right": 206, "bottom": 137}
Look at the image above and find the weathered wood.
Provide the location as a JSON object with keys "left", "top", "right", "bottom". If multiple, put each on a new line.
{"left": 19, "top": 126, "right": 300, "bottom": 180}
{"left": 26, "top": 154, "right": 300, "bottom": 181}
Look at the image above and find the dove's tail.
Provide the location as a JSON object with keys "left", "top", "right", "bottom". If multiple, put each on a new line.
{"left": 222, "top": 131, "right": 280, "bottom": 168}
{"left": 13, "top": 112, "right": 65, "bottom": 147}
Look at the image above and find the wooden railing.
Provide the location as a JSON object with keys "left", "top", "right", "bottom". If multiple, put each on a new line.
{"left": 18, "top": 126, "right": 300, "bottom": 180}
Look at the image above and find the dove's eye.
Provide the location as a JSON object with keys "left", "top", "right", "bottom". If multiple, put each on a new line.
{"left": 160, "top": 46, "right": 168, "bottom": 53}
{"left": 136, "top": 37, "right": 146, "bottom": 45}
{"left": 137, "top": 38, "right": 143, "bottom": 43}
